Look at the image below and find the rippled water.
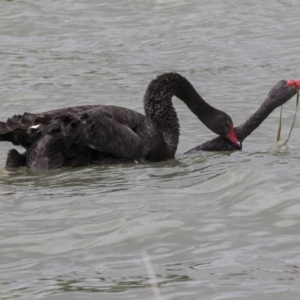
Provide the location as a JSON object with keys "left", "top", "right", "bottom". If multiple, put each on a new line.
{"left": 1, "top": 0, "right": 300, "bottom": 299}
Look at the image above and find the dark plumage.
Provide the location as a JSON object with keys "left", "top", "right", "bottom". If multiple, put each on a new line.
{"left": 0, "top": 72, "right": 239, "bottom": 169}
{"left": 185, "top": 79, "right": 298, "bottom": 153}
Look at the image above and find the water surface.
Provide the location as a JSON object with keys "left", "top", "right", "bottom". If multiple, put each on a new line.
{"left": 1, "top": 1, "right": 300, "bottom": 299}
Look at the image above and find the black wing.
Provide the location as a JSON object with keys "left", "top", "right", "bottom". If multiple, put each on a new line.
{"left": 0, "top": 105, "right": 164, "bottom": 169}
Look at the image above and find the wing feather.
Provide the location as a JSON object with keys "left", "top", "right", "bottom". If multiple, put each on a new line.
{"left": 0, "top": 104, "right": 164, "bottom": 168}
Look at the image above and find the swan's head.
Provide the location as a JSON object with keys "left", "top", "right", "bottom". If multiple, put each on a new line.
{"left": 207, "top": 110, "right": 240, "bottom": 148}
{"left": 267, "top": 79, "right": 299, "bottom": 108}
{"left": 223, "top": 118, "right": 240, "bottom": 148}
{"left": 225, "top": 119, "right": 240, "bottom": 148}
{"left": 286, "top": 79, "right": 300, "bottom": 90}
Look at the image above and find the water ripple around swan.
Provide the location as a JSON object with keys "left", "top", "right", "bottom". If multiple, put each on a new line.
{"left": 1, "top": 0, "right": 300, "bottom": 299}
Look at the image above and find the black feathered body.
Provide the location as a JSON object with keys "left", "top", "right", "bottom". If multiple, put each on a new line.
{"left": 0, "top": 72, "right": 235, "bottom": 170}
{"left": 0, "top": 105, "right": 169, "bottom": 169}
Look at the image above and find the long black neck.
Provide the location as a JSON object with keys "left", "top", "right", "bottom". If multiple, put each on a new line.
{"left": 185, "top": 80, "right": 297, "bottom": 153}
{"left": 143, "top": 72, "right": 214, "bottom": 155}
{"left": 236, "top": 98, "right": 277, "bottom": 142}
{"left": 237, "top": 80, "right": 297, "bottom": 142}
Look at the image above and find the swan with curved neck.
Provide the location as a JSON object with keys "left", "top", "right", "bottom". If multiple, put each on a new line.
{"left": 0, "top": 72, "right": 239, "bottom": 169}
{"left": 185, "top": 79, "right": 299, "bottom": 153}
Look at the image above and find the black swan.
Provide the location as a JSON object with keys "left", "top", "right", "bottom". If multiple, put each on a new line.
{"left": 0, "top": 72, "right": 240, "bottom": 169}
{"left": 185, "top": 79, "right": 299, "bottom": 153}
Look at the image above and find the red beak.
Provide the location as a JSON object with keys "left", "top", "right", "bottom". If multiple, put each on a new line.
{"left": 286, "top": 79, "right": 300, "bottom": 89}
{"left": 225, "top": 122, "right": 240, "bottom": 148}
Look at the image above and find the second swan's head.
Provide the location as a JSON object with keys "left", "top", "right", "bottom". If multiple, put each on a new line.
{"left": 206, "top": 109, "right": 240, "bottom": 148}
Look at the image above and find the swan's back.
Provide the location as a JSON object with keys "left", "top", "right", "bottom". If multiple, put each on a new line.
{"left": 0, "top": 105, "right": 167, "bottom": 169}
